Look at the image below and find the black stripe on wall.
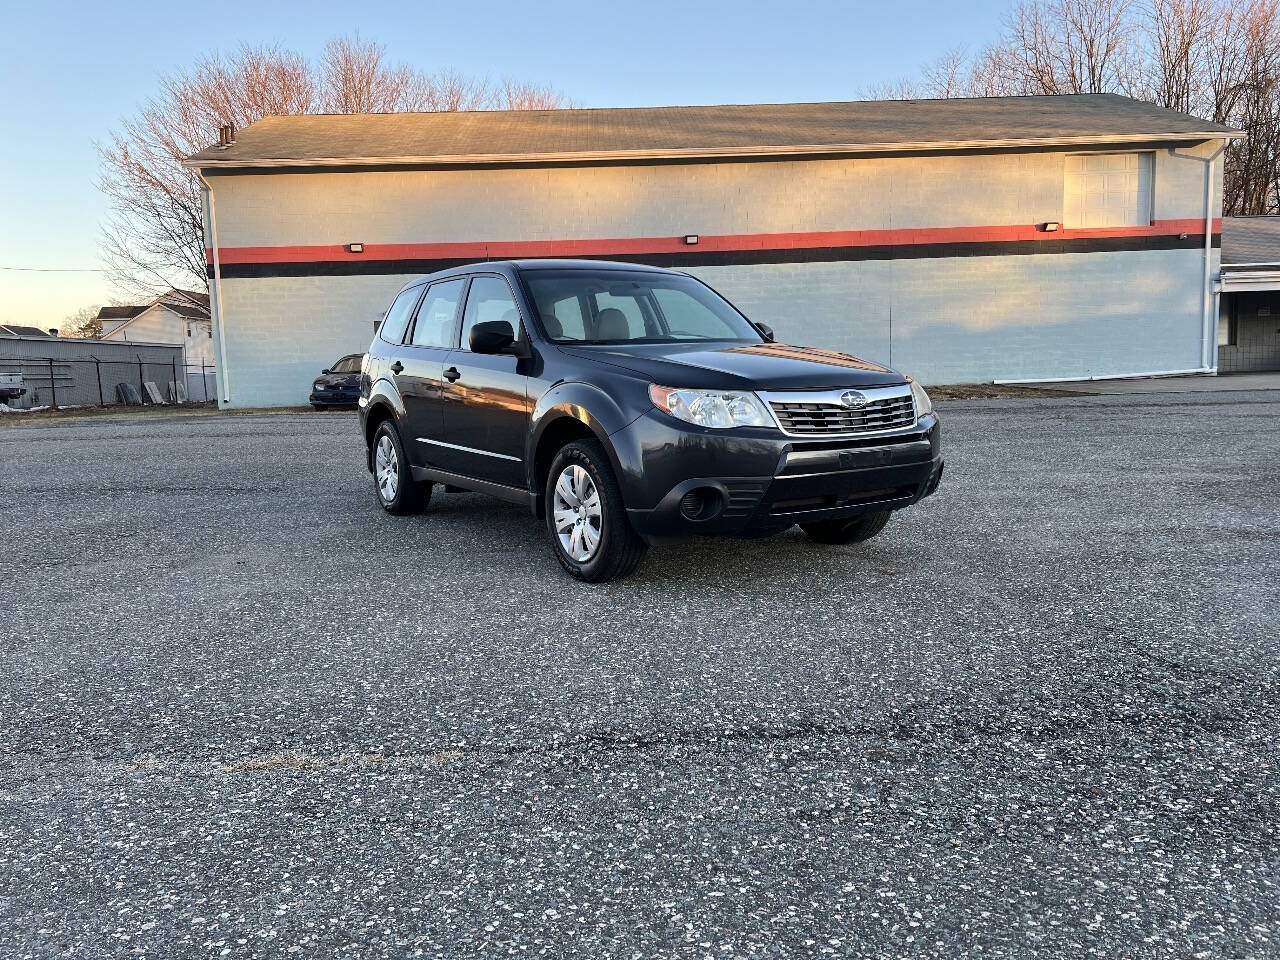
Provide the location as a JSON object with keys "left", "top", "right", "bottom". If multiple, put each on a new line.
{"left": 209, "top": 233, "right": 1218, "bottom": 279}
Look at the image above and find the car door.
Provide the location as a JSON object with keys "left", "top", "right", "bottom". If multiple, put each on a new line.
{"left": 434, "top": 274, "right": 530, "bottom": 488}
{"left": 397, "top": 277, "right": 467, "bottom": 468}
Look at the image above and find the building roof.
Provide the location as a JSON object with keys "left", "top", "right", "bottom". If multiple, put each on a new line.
{"left": 1222, "top": 217, "right": 1280, "bottom": 267}
{"left": 0, "top": 324, "right": 53, "bottom": 338}
{"left": 166, "top": 291, "right": 211, "bottom": 319}
{"left": 96, "top": 290, "right": 210, "bottom": 324}
{"left": 96, "top": 305, "right": 148, "bottom": 321}
{"left": 186, "top": 94, "right": 1240, "bottom": 169}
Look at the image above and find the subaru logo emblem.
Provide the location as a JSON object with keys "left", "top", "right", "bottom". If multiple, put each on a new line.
{"left": 839, "top": 390, "right": 868, "bottom": 408}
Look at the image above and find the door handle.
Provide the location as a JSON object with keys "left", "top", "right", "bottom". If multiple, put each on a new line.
{"left": 390, "top": 361, "right": 404, "bottom": 375}
{"left": 443, "top": 366, "right": 461, "bottom": 382}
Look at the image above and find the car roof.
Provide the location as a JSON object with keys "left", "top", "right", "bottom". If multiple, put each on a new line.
{"left": 509, "top": 258, "right": 672, "bottom": 273}
{"left": 393, "top": 258, "right": 680, "bottom": 297}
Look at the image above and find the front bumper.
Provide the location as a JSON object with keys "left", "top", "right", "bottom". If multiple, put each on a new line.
{"left": 612, "top": 410, "right": 943, "bottom": 542}
{"left": 310, "top": 387, "right": 359, "bottom": 405}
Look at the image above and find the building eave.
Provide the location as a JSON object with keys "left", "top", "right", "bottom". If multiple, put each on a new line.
{"left": 1220, "top": 268, "right": 1280, "bottom": 292}
{"left": 183, "top": 130, "right": 1244, "bottom": 171}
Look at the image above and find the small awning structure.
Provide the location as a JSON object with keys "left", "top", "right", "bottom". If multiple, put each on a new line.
{"left": 1220, "top": 217, "right": 1280, "bottom": 292}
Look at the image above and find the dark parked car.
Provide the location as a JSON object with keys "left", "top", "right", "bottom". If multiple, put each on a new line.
{"left": 310, "top": 354, "right": 363, "bottom": 409}
{"left": 359, "top": 260, "right": 942, "bottom": 582}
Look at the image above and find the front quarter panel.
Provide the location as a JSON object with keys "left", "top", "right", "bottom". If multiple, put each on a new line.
{"left": 527, "top": 377, "right": 646, "bottom": 483}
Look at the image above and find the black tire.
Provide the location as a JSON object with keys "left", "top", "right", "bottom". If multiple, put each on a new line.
{"left": 372, "top": 420, "right": 430, "bottom": 515}
{"left": 312, "top": 403, "right": 327, "bottom": 411}
{"left": 801, "top": 509, "right": 892, "bottom": 545}
{"left": 545, "top": 440, "right": 647, "bottom": 583}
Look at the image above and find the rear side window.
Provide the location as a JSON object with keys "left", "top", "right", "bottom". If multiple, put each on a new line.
{"left": 378, "top": 287, "right": 421, "bottom": 344}
{"left": 411, "top": 279, "right": 467, "bottom": 348}
{"left": 460, "top": 276, "right": 520, "bottom": 351}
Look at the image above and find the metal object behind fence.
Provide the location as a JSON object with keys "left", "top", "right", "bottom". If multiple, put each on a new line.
{"left": 0, "top": 356, "right": 217, "bottom": 410}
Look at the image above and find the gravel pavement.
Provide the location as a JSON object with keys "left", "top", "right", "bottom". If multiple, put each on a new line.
{"left": 1, "top": 393, "right": 1278, "bottom": 959}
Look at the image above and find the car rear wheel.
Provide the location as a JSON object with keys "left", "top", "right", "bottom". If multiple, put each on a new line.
{"left": 546, "top": 440, "right": 646, "bottom": 583}
{"left": 373, "top": 421, "right": 430, "bottom": 515}
{"left": 800, "top": 509, "right": 892, "bottom": 545}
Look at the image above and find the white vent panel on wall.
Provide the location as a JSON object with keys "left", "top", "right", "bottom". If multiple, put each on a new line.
{"left": 1063, "top": 153, "right": 1153, "bottom": 228}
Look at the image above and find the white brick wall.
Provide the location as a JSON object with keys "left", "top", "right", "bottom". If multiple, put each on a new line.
{"left": 216, "top": 274, "right": 413, "bottom": 408}
{"left": 205, "top": 140, "right": 1224, "bottom": 405}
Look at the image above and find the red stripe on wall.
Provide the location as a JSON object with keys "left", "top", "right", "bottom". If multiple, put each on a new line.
{"left": 206, "top": 219, "right": 1221, "bottom": 266}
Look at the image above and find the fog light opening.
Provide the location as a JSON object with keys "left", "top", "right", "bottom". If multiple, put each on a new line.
{"left": 679, "top": 487, "right": 724, "bottom": 521}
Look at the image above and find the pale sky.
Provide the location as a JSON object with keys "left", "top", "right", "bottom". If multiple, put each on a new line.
{"left": 0, "top": 0, "right": 1011, "bottom": 329}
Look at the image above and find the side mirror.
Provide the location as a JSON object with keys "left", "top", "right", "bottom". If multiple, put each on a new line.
{"left": 321, "top": 368, "right": 331, "bottom": 374}
{"left": 469, "top": 320, "right": 516, "bottom": 354}
{"left": 755, "top": 322, "right": 775, "bottom": 342}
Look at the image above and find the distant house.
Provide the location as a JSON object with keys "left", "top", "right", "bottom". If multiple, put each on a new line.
{"left": 0, "top": 325, "right": 55, "bottom": 338}
{"left": 97, "top": 290, "right": 216, "bottom": 370}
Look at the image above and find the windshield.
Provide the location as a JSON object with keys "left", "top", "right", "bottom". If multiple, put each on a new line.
{"left": 523, "top": 269, "right": 763, "bottom": 345}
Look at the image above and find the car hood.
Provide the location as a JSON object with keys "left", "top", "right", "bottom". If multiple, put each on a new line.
{"left": 558, "top": 341, "right": 902, "bottom": 390}
{"left": 316, "top": 372, "right": 359, "bottom": 386}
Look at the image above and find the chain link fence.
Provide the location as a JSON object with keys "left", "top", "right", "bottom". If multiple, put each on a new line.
{"left": 0, "top": 356, "right": 217, "bottom": 410}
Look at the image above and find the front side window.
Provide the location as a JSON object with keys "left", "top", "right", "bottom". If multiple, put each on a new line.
{"left": 410, "top": 279, "right": 466, "bottom": 349}
{"left": 460, "top": 276, "right": 521, "bottom": 351}
{"left": 524, "top": 270, "right": 762, "bottom": 344}
{"left": 378, "top": 287, "right": 422, "bottom": 344}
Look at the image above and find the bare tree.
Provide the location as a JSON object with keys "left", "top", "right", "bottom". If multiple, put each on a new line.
{"left": 60, "top": 305, "right": 102, "bottom": 339}
{"left": 994, "top": 0, "right": 1140, "bottom": 94}
{"left": 860, "top": 76, "right": 923, "bottom": 101}
{"left": 923, "top": 48, "right": 976, "bottom": 99}
{"left": 99, "top": 37, "right": 571, "bottom": 298}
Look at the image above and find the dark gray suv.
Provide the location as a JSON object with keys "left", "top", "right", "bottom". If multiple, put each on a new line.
{"left": 359, "top": 259, "right": 942, "bottom": 582}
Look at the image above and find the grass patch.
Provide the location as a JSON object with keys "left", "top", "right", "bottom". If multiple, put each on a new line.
{"left": 0, "top": 403, "right": 345, "bottom": 427}
{"left": 929, "top": 383, "right": 1090, "bottom": 400}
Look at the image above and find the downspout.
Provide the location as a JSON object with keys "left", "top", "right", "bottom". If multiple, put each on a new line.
{"left": 1170, "top": 140, "right": 1228, "bottom": 374}
{"left": 1201, "top": 147, "right": 1218, "bottom": 371}
{"left": 197, "top": 171, "right": 231, "bottom": 404}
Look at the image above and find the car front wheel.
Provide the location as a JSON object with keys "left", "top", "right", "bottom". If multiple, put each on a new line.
{"left": 546, "top": 440, "right": 646, "bottom": 583}
{"left": 800, "top": 509, "right": 892, "bottom": 545}
{"left": 372, "top": 421, "right": 430, "bottom": 515}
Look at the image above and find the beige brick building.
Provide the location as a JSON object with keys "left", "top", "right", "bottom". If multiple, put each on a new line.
{"left": 185, "top": 95, "right": 1237, "bottom": 408}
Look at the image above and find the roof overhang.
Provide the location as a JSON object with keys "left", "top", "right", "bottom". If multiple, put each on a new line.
{"left": 183, "top": 131, "right": 1242, "bottom": 171}
{"left": 1220, "top": 267, "right": 1280, "bottom": 292}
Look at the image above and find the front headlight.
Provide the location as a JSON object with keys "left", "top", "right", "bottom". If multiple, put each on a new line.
{"left": 906, "top": 377, "right": 933, "bottom": 418}
{"left": 648, "top": 384, "right": 772, "bottom": 429}
{"left": 313, "top": 380, "right": 325, "bottom": 390}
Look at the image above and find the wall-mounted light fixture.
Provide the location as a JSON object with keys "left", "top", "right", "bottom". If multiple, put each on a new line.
{"left": 1040, "top": 222, "right": 1061, "bottom": 232}
{"left": 347, "top": 242, "right": 365, "bottom": 254}
{"left": 683, "top": 235, "right": 699, "bottom": 245}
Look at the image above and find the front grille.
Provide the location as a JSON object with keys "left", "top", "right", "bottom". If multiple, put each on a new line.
{"left": 769, "top": 393, "right": 916, "bottom": 436}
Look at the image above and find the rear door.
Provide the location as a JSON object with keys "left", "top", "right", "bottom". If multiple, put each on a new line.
{"left": 434, "top": 274, "right": 530, "bottom": 488}
{"left": 398, "top": 278, "right": 467, "bottom": 468}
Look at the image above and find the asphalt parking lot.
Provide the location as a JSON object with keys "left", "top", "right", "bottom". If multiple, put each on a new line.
{"left": 1, "top": 392, "right": 1278, "bottom": 958}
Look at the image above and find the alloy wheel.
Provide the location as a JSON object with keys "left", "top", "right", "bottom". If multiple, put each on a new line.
{"left": 552, "top": 464, "right": 602, "bottom": 562}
